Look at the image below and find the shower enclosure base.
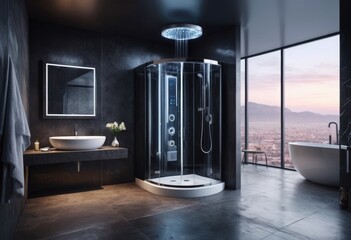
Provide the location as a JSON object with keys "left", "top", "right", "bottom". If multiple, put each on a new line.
{"left": 135, "top": 175, "right": 225, "bottom": 198}
{"left": 149, "top": 174, "right": 216, "bottom": 187}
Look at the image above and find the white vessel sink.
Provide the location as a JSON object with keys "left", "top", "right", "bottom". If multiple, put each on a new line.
{"left": 49, "top": 136, "right": 106, "bottom": 150}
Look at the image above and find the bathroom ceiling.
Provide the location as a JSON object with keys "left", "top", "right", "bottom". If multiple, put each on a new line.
{"left": 26, "top": 0, "right": 339, "bottom": 57}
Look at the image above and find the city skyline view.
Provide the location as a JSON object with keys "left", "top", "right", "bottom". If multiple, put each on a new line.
{"left": 241, "top": 101, "right": 338, "bottom": 169}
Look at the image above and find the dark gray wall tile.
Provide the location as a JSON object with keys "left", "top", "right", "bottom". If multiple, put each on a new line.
{"left": 340, "top": 0, "right": 351, "bottom": 203}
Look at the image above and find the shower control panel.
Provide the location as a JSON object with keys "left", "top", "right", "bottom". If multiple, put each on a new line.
{"left": 166, "top": 75, "right": 177, "bottom": 162}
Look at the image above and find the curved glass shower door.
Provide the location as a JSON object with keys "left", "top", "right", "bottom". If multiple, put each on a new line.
{"left": 146, "top": 59, "right": 221, "bottom": 187}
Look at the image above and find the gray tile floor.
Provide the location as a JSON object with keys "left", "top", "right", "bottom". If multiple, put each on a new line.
{"left": 15, "top": 165, "right": 351, "bottom": 240}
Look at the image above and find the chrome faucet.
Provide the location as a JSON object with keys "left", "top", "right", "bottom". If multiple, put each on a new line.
{"left": 74, "top": 123, "right": 78, "bottom": 136}
{"left": 328, "top": 122, "right": 339, "bottom": 144}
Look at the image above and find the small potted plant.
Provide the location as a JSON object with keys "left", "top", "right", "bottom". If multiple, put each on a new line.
{"left": 106, "top": 121, "right": 126, "bottom": 147}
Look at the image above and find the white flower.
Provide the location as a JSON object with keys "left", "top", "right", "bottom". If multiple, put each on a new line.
{"left": 119, "top": 122, "right": 126, "bottom": 130}
{"left": 106, "top": 121, "right": 126, "bottom": 135}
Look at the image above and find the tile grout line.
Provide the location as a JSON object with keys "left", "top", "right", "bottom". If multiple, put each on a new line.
{"left": 260, "top": 209, "right": 321, "bottom": 239}
{"left": 125, "top": 203, "right": 198, "bottom": 221}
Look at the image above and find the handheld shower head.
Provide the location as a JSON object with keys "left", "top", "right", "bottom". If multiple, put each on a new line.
{"left": 197, "top": 73, "right": 203, "bottom": 78}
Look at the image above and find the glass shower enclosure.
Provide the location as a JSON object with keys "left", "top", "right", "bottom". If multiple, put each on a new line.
{"left": 135, "top": 58, "right": 223, "bottom": 196}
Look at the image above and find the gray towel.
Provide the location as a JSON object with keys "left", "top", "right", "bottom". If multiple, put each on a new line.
{"left": 1, "top": 56, "right": 31, "bottom": 203}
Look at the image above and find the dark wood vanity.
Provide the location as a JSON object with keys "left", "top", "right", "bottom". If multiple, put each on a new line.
{"left": 23, "top": 146, "right": 128, "bottom": 198}
{"left": 24, "top": 146, "right": 128, "bottom": 165}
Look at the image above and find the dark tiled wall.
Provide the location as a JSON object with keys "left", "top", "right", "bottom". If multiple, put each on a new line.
{"left": 28, "top": 21, "right": 171, "bottom": 192}
{"left": 340, "top": 0, "right": 351, "bottom": 193}
{"left": 0, "top": 0, "right": 29, "bottom": 239}
{"left": 190, "top": 26, "right": 241, "bottom": 189}
{"left": 29, "top": 21, "right": 104, "bottom": 145}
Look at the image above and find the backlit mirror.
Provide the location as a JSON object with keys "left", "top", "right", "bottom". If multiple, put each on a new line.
{"left": 44, "top": 63, "right": 96, "bottom": 118}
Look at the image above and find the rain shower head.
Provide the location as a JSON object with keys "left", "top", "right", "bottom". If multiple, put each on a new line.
{"left": 161, "top": 23, "right": 202, "bottom": 58}
{"left": 161, "top": 24, "right": 202, "bottom": 40}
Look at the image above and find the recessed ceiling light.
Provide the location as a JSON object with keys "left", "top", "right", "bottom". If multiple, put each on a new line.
{"left": 161, "top": 24, "right": 202, "bottom": 40}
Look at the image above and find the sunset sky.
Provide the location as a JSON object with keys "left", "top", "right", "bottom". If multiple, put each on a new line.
{"left": 241, "top": 35, "right": 339, "bottom": 115}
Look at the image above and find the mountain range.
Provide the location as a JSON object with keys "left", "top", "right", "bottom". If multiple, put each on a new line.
{"left": 241, "top": 102, "right": 338, "bottom": 124}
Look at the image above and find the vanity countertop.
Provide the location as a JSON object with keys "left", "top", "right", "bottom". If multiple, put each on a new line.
{"left": 24, "top": 146, "right": 128, "bottom": 165}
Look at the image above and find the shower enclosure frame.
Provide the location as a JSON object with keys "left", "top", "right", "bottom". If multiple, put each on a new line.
{"left": 134, "top": 58, "right": 224, "bottom": 197}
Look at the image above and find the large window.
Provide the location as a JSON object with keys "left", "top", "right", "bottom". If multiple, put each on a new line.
{"left": 247, "top": 51, "right": 281, "bottom": 166}
{"left": 241, "top": 35, "right": 339, "bottom": 169}
{"left": 284, "top": 36, "right": 339, "bottom": 169}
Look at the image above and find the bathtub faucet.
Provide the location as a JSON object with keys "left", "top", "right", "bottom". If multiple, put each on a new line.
{"left": 328, "top": 122, "right": 339, "bottom": 144}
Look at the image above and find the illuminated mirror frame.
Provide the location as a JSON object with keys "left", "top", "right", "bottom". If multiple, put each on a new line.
{"left": 44, "top": 63, "right": 96, "bottom": 119}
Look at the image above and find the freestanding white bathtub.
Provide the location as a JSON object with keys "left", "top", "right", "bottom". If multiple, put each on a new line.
{"left": 289, "top": 142, "right": 346, "bottom": 187}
